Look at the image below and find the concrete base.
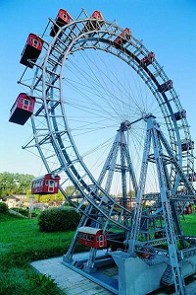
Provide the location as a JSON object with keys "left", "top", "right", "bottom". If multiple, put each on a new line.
{"left": 31, "top": 253, "right": 196, "bottom": 295}
{"left": 62, "top": 249, "right": 196, "bottom": 295}
{"left": 111, "top": 252, "right": 166, "bottom": 295}
{"left": 111, "top": 251, "right": 196, "bottom": 295}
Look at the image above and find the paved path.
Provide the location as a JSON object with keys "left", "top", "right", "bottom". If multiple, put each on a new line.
{"left": 31, "top": 256, "right": 196, "bottom": 295}
{"left": 31, "top": 256, "right": 113, "bottom": 295}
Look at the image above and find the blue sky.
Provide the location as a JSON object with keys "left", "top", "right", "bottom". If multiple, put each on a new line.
{"left": 0, "top": 0, "right": 196, "bottom": 176}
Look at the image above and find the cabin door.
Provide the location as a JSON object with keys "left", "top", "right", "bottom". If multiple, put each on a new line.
{"left": 99, "top": 235, "right": 104, "bottom": 247}
{"left": 48, "top": 180, "right": 55, "bottom": 192}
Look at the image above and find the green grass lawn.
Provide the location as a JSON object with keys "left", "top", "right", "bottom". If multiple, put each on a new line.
{"left": 180, "top": 213, "right": 196, "bottom": 236}
{"left": 0, "top": 212, "right": 195, "bottom": 295}
{"left": 0, "top": 215, "right": 75, "bottom": 263}
{"left": 0, "top": 214, "right": 77, "bottom": 295}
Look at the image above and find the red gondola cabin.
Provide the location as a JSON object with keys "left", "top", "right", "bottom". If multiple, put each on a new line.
{"left": 77, "top": 227, "right": 107, "bottom": 249}
{"left": 188, "top": 172, "right": 196, "bottom": 182}
{"left": 158, "top": 80, "right": 173, "bottom": 93}
{"left": 114, "top": 28, "right": 131, "bottom": 46}
{"left": 83, "top": 10, "right": 104, "bottom": 32}
{"left": 50, "top": 9, "right": 71, "bottom": 37}
{"left": 184, "top": 204, "right": 192, "bottom": 215}
{"left": 174, "top": 109, "right": 186, "bottom": 121}
{"left": 20, "top": 33, "right": 44, "bottom": 68}
{"left": 141, "top": 52, "right": 155, "bottom": 66}
{"left": 9, "top": 93, "right": 35, "bottom": 125}
{"left": 181, "top": 140, "right": 194, "bottom": 152}
{"left": 31, "top": 174, "right": 60, "bottom": 194}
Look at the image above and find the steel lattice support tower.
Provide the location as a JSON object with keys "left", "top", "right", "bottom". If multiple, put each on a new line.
{"left": 65, "top": 121, "right": 137, "bottom": 268}
{"left": 129, "top": 115, "right": 186, "bottom": 295}
{"left": 97, "top": 120, "right": 138, "bottom": 202}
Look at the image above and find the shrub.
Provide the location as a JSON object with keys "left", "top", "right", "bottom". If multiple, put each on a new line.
{"left": 0, "top": 268, "right": 64, "bottom": 295}
{"left": 38, "top": 207, "right": 80, "bottom": 232}
{"left": 0, "top": 202, "right": 9, "bottom": 214}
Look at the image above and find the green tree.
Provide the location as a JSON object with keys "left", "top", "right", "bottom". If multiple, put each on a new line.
{"left": 64, "top": 185, "right": 79, "bottom": 196}
{"left": 55, "top": 192, "right": 65, "bottom": 202}
{"left": 33, "top": 192, "right": 64, "bottom": 204}
{"left": 0, "top": 172, "right": 16, "bottom": 196}
{"left": 128, "top": 190, "right": 135, "bottom": 198}
{"left": 0, "top": 172, "right": 34, "bottom": 196}
{"left": 14, "top": 173, "right": 34, "bottom": 194}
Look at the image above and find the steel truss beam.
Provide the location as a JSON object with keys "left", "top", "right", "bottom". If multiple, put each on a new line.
{"left": 128, "top": 114, "right": 191, "bottom": 295}
{"left": 97, "top": 121, "right": 138, "bottom": 205}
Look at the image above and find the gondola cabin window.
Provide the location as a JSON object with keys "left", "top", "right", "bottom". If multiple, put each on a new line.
{"left": 77, "top": 227, "right": 107, "bottom": 249}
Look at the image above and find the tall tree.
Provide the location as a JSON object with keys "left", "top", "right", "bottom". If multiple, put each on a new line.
{"left": 0, "top": 172, "right": 34, "bottom": 196}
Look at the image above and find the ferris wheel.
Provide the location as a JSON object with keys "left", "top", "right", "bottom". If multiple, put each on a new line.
{"left": 15, "top": 9, "right": 193, "bottom": 215}
{"left": 11, "top": 8, "right": 196, "bottom": 294}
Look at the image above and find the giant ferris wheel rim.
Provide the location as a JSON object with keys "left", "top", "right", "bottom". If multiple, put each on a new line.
{"left": 44, "top": 21, "right": 183, "bottom": 172}
{"left": 19, "top": 10, "right": 194, "bottom": 227}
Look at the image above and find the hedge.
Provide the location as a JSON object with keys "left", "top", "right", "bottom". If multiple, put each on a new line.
{"left": 38, "top": 207, "right": 80, "bottom": 232}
